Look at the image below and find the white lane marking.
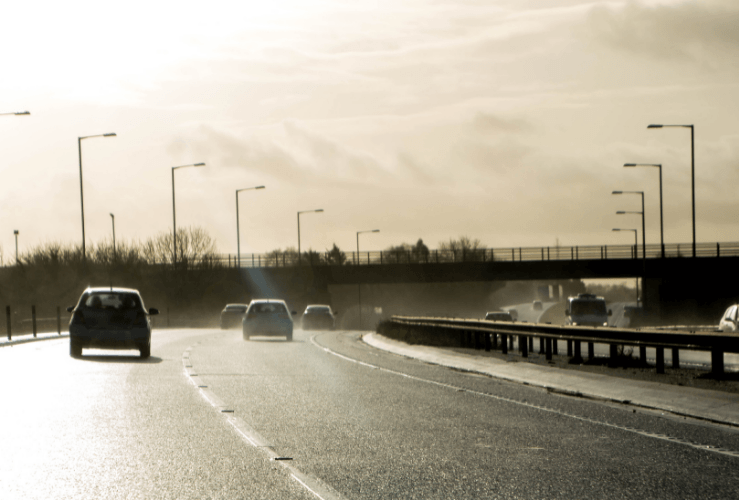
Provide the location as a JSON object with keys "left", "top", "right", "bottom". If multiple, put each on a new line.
{"left": 310, "top": 334, "right": 739, "bottom": 460}
{"left": 182, "top": 342, "right": 347, "bottom": 500}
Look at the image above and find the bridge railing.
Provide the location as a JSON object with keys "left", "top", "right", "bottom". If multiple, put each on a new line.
{"left": 210, "top": 241, "right": 739, "bottom": 268}
{"left": 387, "top": 316, "right": 739, "bottom": 375}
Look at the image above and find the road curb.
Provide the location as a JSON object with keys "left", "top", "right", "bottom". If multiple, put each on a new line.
{"left": 363, "top": 332, "right": 739, "bottom": 427}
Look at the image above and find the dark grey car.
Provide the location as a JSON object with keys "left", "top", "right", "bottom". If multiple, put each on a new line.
{"left": 67, "top": 287, "right": 159, "bottom": 359}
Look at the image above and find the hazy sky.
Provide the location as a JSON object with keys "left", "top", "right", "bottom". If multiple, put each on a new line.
{"left": 2, "top": 0, "right": 738, "bottom": 259}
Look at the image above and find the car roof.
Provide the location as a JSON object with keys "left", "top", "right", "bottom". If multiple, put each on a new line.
{"left": 249, "top": 299, "right": 287, "bottom": 305}
{"left": 84, "top": 287, "right": 141, "bottom": 295}
{"left": 306, "top": 304, "right": 331, "bottom": 309}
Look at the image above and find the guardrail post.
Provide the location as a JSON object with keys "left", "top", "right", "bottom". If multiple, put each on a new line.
{"left": 6, "top": 306, "right": 10, "bottom": 340}
{"left": 501, "top": 334, "right": 508, "bottom": 354}
{"left": 672, "top": 348, "right": 680, "bottom": 369}
{"left": 656, "top": 348, "right": 665, "bottom": 374}
{"left": 545, "top": 338, "right": 552, "bottom": 360}
{"left": 57, "top": 306, "right": 61, "bottom": 334}
{"left": 711, "top": 348, "right": 724, "bottom": 375}
{"left": 484, "top": 332, "right": 491, "bottom": 352}
{"left": 567, "top": 340, "right": 573, "bottom": 357}
{"left": 640, "top": 346, "right": 647, "bottom": 365}
{"left": 521, "top": 335, "right": 528, "bottom": 358}
{"left": 588, "top": 342, "right": 594, "bottom": 360}
{"left": 32, "top": 305, "right": 37, "bottom": 337}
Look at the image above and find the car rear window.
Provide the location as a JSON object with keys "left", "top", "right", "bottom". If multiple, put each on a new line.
{"left": 83, "top": 292, "right": 141, "bottom": 310}
{"left": 226, "top": 305, "right": 247, "bottom": 312}
{"left": 250, "top": 302, "right": 288, "bottom": 314}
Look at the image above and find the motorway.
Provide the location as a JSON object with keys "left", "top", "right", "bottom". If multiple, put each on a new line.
{"left": 2, "top": 328, "right": 739, "bottom": 499}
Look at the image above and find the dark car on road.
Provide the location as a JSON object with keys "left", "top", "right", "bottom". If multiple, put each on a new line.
{"left": 67, "top": 287, "right": 159, "bottom": 359}
{"left": 220, "top": 303, "right": 248, "bottom": 329}
{"left": 242, "top": 299, "right": 296, "bottom": 341}
{"left": 302, "top": 305, "right": 337, "bottom": 331}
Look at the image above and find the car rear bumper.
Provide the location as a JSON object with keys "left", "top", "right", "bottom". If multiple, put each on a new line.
{"left": 70, "top": 326, "right": 150, "bottom": 349}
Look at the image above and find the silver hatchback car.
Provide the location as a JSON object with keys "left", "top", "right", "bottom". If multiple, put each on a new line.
{"left": 67, "top": 287, "right": 159, "bottom": 359}
{"left": 242, "top": 299, "right": 296, "bottom": 341}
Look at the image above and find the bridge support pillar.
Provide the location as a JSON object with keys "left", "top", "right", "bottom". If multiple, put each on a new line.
{"left": 672, "top": 348, "right": 680, "bottom": 369}
{"left": 566, "top": 340, "right": 572, "bottom": 357}
{"left": 587, "top": 342, "right": 594, "bottom": 360}
{"left": 501, "top": 334, "right": 508, "bottom": 354}
{"left": 545, "top": 338, "right": 552, "bottom": 360}
{"left": 484, "top": 332, "right": 491, "bottom": 352}
{"left": 539, "top": 337, "right": 544, "bottom": 354}
{"left": 640, "top": 346, "right": 647, "bottom": 365}
{"left": 521, "top": 336, "right": 528, "bottom": 358}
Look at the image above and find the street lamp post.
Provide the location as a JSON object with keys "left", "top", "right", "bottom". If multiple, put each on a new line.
{"left": 78, "top": 133, "right": 116, "bottom": 259}
{"left": 614, "top": 190, "right": 647, "bottom": 307}
{"left": 236, "top": 186, "right": 265, "bottom": 268}
{"left": 612, "top": 228, "right": 639, "bottom": 302}
{"left": 171, "top": 163, "right": 205, "bottom": 269}
{"left": 13, "top": 230, "right": 19, "bottom": 264}
{"left": 110, "top": 213, "right": 116, "bottom": 263}
{"left": 624, "top": 163, "right": 664, "bottom": 258}
{"left": 357, "top": 229, "right": 380, "bottom": 330}
{"left": 648, "top": 124, "right": 695, "bottom": 257}
{"left": 297, "top": 209, "right": 324, "bottom": 265}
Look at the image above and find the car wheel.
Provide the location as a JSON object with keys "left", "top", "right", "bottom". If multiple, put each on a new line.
{"left": 138, "top": 339, "right": 151, "bottom": 359}
{"left": 70, "top": 338, "right": 82, "bottom": 358}
{"left": 287, "top": 331, "right": 293, "bottom": 342}
{"left": 243, "top": 330, "right": 250, "bottom": 341}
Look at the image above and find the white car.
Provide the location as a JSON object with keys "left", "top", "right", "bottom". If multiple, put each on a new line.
{"left": 242, "top": 299, "right": 296, "bottom": 341}
{"left": 719, "top": 304, "right": 739, "bottom": 332}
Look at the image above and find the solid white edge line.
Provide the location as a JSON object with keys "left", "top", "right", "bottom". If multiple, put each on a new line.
{"left": 310, "top": 332, "right": 739, "bottom": 460}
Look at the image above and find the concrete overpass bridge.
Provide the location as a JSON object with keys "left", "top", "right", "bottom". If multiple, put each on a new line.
{"left": 223, "top": 241, "right": 739, "bottom": 324}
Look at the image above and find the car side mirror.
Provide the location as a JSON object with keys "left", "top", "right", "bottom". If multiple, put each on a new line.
{"left": 608, "top": 309, "right": 613, "bottom": 316}
{"left": 149, "top": 308, "right": 159, "bottom": 315}
{"left": 66, "top": 306, "right": 75, "bottom": 313}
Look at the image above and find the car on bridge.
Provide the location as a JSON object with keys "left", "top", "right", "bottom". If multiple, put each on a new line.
{"left": 67, "top": 287, "right": 159, "bottom": 359}
{"left": 243, "top": 299, "right": 296, "bottom": 341}
{"left": 302, "top": 305, "right": 337, "bottom": 331}
{"left": 220, "top": 304, "right": 248, "bottom": 329}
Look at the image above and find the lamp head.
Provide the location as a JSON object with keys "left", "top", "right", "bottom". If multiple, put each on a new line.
{"left": 194, "top": 162, "right": 205, "bottom": 166}
{"left": 647, "top": 124, "right": 663, "bottom": 129}
{"left": 15, "top": 111, "right": 30, "bottom": 115}
{"left": 623, "top": 163, "right": 636, "bottom": 167}
{"left": 616, "top": 211, "right": 626, "bottom": 214}
{"left": 612, "top": 191, "right": 623, "bottom": 195}
{"left": 103, "top": 133, "right": 116, "bottom": 137}
{"left": 13, "top": 230, "right": 19, "bottom": 235}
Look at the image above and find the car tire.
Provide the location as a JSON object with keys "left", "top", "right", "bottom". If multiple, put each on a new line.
{"left": 243, "top": 331, "right": 250, "bottom": 341}
{"left": 287, "top": 331, "right": 293, "bottom": 342}
{"left": 70, "top": 338, "right": 83, "bottom": 358}
{"left": 138, "top": 339, "right": 151, "bottom": 359}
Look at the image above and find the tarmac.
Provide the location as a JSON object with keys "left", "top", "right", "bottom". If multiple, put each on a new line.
{"left": 363, "top": 332, "right": 739, "bottom": 428}
{"left": 6, "top": 330, "right": 739, "bottom": 428}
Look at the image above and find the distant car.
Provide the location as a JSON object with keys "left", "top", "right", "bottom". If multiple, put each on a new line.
{"left": 220, "top": 304, "right": 248, "bottom": 329}
{"left": 719, "top": 304, "right": 739, "bottom": 332}
{"left": 243, "top": 299, "right": 296, "bottom": 341}
{"left": 302, "top": 305, "right": 337, "bottom": 330}
{"left": 532, "top": 300, "right": 543, "bottom": 311}
{"left": 67, "top": 287, "right": 159, "bottom": 359}
{"left": 484, "top": 311, "right": 513, "bottom": 322}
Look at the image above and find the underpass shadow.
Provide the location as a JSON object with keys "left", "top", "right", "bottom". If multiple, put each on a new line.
{"left": 76, "top": 354, "right": 164, "bottom": 364}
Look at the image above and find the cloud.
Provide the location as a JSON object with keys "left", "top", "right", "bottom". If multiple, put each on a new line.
{"left": 586, "top": 1, "right": 739, "bottom": 67}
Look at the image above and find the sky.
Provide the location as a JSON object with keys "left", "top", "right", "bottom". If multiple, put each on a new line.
{"left": 1, "top": 0, "right": 738, "bottom": 260}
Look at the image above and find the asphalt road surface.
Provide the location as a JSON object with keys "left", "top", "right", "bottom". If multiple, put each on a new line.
{"left": 2, "top": 328, "right": 739, "bottom": 499}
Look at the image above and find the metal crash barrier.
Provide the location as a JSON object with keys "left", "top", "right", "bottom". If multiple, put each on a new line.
{"left": 388, "top": 316, "right": 739, "bottom": 375}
